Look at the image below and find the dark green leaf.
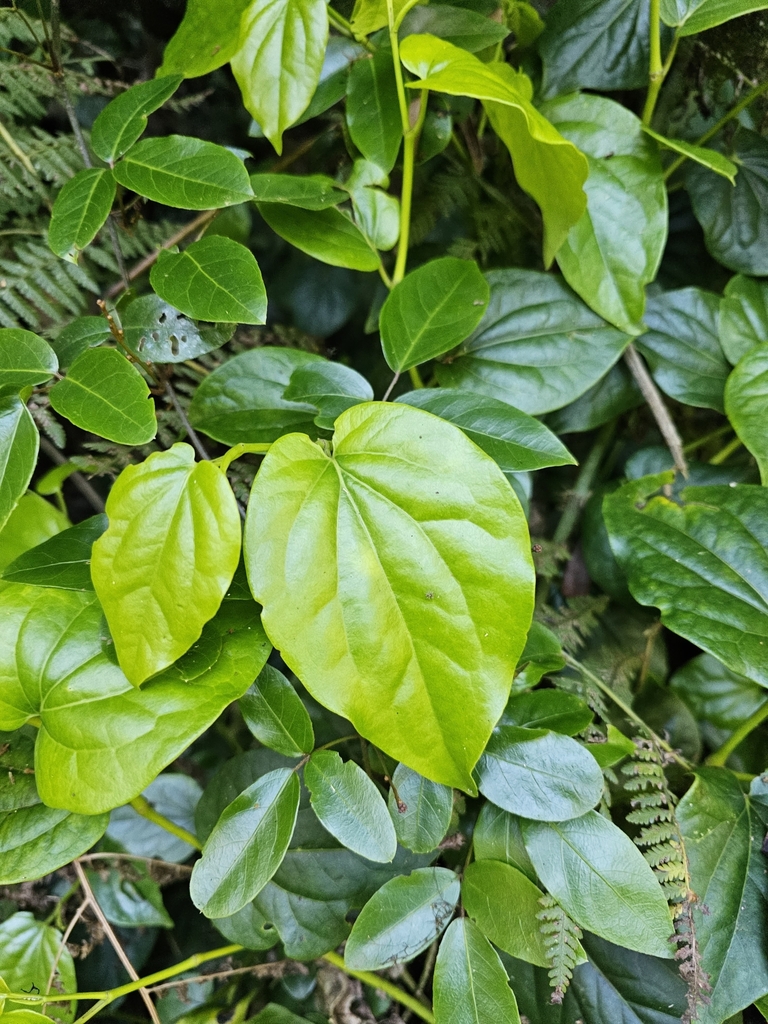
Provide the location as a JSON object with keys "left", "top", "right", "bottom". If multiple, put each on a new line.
{"left": 158, "top": 0, "right": 251, "bottom": 77}
{"left": 86, "top": 865, "right": 173, "bottom": 928}
{"left": 386, "top": 762, "right": 453, "bottom": 854}
{"left": 48, "top": 167, "right": 115, "bottom": 262}
{"left": 212, "top": 900, "right": 279, "bottom": 951}
{"left": 121, "top": 295, "right": 233, "bottom": 364}
{"left": 642, "top": 125, "right": 738, "bottom": 182}
{"left": 725, "top": 343, "right": 768, "bottom": 482}
{"left": 249, "top": 173, "right": 347, "bottom": 210}
{"left": 547, "top": 360, "right": 642, "bottom": 434}
{"left": 463, "top": 859, "right": 552, "bottom": 966}
{"left": 514, "top": 621, "right": 566, "bottom": 690}
{"left": 0, "top": 731, "right": 38, "bottom": 812}
{"left": 53, "top": 317, "right": 112, "bottom": 368}
{"left": 283, "top": 361, "right": 373, "bottom": 429}
{"left": 258, "top": 203, "right": 381, "bottom": 271}
{"left": 239, "top": 664, "right": 315, "bottom": 757}
{"left": 0, "top": 329, "right": 57, "bottom": 392}
{"left": 91, "top": 76, "right": 183, "bottom": 162}
{"left": 0, "top": 913, "right": 76, "bottom": 1020}
{"left": 0, "top": 805, "right": 108, "bottom": 884}
{"left": 108, "top": 773, "right": 203, "bottom": 863}
{"left": 401, "top": 5, "right": 509, "bottom": 51}
{"left": 0, "top": 396, "right": 39, "bottom": 533}
{"left": 472, "top": 803, "right": 536, "bottom": 880}
{"left": 434, "top": 917, "right": 521, "bottom": 1024}
{"left": 720, "top": 273, "right": 768, "bottom": 364}
{"left": 2, "top": 513, "right": 107, "bottom": 590}
{"left": 346, "top": 48, "right": 402, "bottom": 175}
{"left": 501, "top": 690, "right": 593, "bottom": 734}
{"left": 670, "top": 653, "right": 767, "bottom": 734}
{"left": 661, "top": 0, "right": 768, "bottom": 34}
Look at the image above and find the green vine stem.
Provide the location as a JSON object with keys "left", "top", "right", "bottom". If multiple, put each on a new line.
{"left": 321, "top": 951, "right": 436, "bottom": 1023}
{"left": 213, "top": 441, "right": 272, "bottom": 473}
{"left": 705, "top": 701, "right": 768, "bottom": 767}
{"left": 552, "top": 420, "right": 615, "bottom": 545}
{"left": 642, "top": 0, "right": 664, "bottom": 125}
{"left": 709, "top": 435, "right": 743, "bottom": 465}
{"left": 130, "top": 795, "right": 203, "bottom": 851}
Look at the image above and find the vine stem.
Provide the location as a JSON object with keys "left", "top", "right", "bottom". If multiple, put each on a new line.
{"left": 706, "top": 701, "right": 768, "bottom": 767}
{"left": 213, "top": 441, "right": 272, "bottom": 472}
{"left": 709, "top": 435, "right": 742, "bottom": 465}
{"left": 129, "top": 795, "right": 203, "bottom": 851}
{"left": 642, "top": 0, "right": 664, "bottom": 125}
{"left": 624, "top": 344, "right": 688, "bottom": 477}
{"left": 321, "top": 952, "right": 435, "bottom": 1024}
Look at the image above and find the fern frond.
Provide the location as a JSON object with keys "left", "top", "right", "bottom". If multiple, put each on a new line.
{"left": 536, "top": 894, "right": 583, "bottom": 1004}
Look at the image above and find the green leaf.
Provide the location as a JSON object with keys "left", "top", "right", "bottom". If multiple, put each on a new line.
{"left": 0, "top": 913, "right": 76, "bottom": 1020}
{"left": 603, "top": 474, "right": 768, "bottom": 687}
{"left": 725, "top": 343, "right": 768, "bottom": 483}
{"left": 189, "top": 347, "right": 324, "bottom": 444}
{"left": 636, "top": 287, "right": 729, "bottom": 411}
{"left": 523, "top": 812, "right": 674, "bottom": 959}
{"left": 0, "top": 396, "right": 39, "bottom": 533}
{"left": 677, "top": 770, "right": 768, "bottom": 1024}
{"left": 546, "top": 360, "right": 642, "bottom": 434}
{"left": 502, "top": 690, "right": 593, "bottom": 735}
{"left": 542, "top": 93, "right": 667, "bottom": 335}
{"left": 472, "top": 803, "right": 536, "bottom": 880}
{"left": 642, "top": 125, "right": 738, "bottom": 182}
{"left": 48, "top": 348, "right": 156, "bottom": 445}
{"left": 346, "top": 160, "right": 400, "bottom": 251}
{"left": 513, "top": 622, "right": 566, "bottom": 691}
{"left": 379, "top": 258, "right": 489, "bottom": 373}
{"left": 0, "top": 329, "right": 57, "bottom": 392}
{"left": 2, "top": 513, "right": 107, "bottom": 590}
{"left": 0, "top": 493, "right": 68, "bottom": 574}
{"left": 48, "top": 167, "right": 115, "bottom": 262}
{"left": 283, "top": 361, "right": 373, "bottom": 430}
{"left": 86, "top": 865, "right": 173, "bottom": 928}
{"left": 305, "top": 750, "right": 397, "bottom": 863}
{"left": 686, "top": 128, "right": 768, "bottom": 275}
{"left": 350, "top": 0, "right": 419, "bottom": 34}
{"left": 239, "top": 664, "right": 315, "bottom": 757}
{"left": 121, "top": 295, "right": 233, "bottom": 364}
{"left": 346, "top": 48, "right": 402, "bottom": 175}
{"left": 386, "top": 762, "right": 452, "bottom": 854}
{"left": 0, "top": 731, "right": 38, "bottom": 812}
{"left": 244, "top": 402, "right": 535, "bottom": 792}
{"left": 91, "top": 75, "right": 183, "bottom": 162}
{"left": 401, "top": 6, "right": 509, "bottom": 52}
{"left": 344, "top": 866, "right": 459, "bottom": 969}
{"left": 91, "top": 443, "right": 241, "bottom": 686}
{"left": 400, "top": 35, "right": 587, "bottom": 267}
{"left": 212, "top": 899, "right": 279, "bottom": 951}
{"left": 150, "top": 236, "right": 267, "bottom": 325}
{"left": 0, "top": 804, "right": 108, "bottom": 883}
{"left": 53, "top": 316, "right": 112, "bottom": 368}
{"left": 249, "top": 172, "right": 347, "bottom": 210}
{"left": 661, "top": 0, "right": 768, "bottom": 34}
{"left": 720, "top": 274, "right": 768, "bottom": 364}
{"left": 670, "top": 653, "right": 767, "bottom": 733}
{"left": 258, "top": 203, "right": 380, "bottom": 271}
{"left": 112, "top": 136, "right": 254, "bottom": 209}
{"left": 159, "top": 0, "right": 251, "bottom": 77}
{"left": 397, "top": 389, "right": 575, "bottom": 472}
{"left": 462, "top": 860, "right": 551, "bottom": 966}
{"left": 435, "top": 269, "right": 630, "bottom": 415}
{"left": 190, "top": 768, "right": 300, "bottom": 918}
{"left": 475, "top": 725, "right": 603, "bottom": 821}
{"left": 231, "top": 0, "right": 329, "bottom": 154}
{"left": 107, "top": 773, "right": 203, "bottom": 863}
{"left": 434, "top": 917, "right": 521, "bottom": 1024}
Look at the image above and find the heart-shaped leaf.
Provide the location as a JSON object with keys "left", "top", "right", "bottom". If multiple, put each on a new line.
{"left": 0, "top": 913, "right": 76, "bottom": 1020}
{"left": 719, "top": 273, "right": 768, "bottom": 364}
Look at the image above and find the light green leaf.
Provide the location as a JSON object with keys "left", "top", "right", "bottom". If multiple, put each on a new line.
{"left": 2, "top": 1011, "right": 58, "bottom": 1023}
{"left": 91, "top": 75, "right": 183, "bottom": 162}
{"left": 48, "top": 167, "right": 115, "bottom": 262}
{"left": 0, "top": 589, "right": 269, "bottom": 813}
{"left": 725, "top": 343, "right": 768, "bottom": 483}
{"left": 0, "top": 804, "right": 108, "bottom": 884}
{"left": 380, "top": 257, "right": 489, "bottom": 372}
{"left": 0, "top": 493, "right": 68, "bottom": 574}
{"left": 244, "top": 402, "right": 535, "bottom": 792}
{"left": 400, "top": 35, "right": 587, "bottom": 267}
{"left": 344, "top": 867, "right": 460, "bottom": 969}
{"left": 159, "top": 0, "right": 251, "bottom": 77}
{"left": 472, "top": 803, "right": 536, "bottom": 880}
{"left": 239, "top": 664, "right": 314, "bottom": 757}
{"left": 48, "top": 347, "right": 156, "bottom": 445}
{"left": 542, "top": 93, "right": 667, "bottom": 335}
{"left": 92, "top": 443, "right": 241, "bottom": 686}
{"left": 401, "top": 6, "right": 509, "bottom": 52}
{"left": 642, "top": 124, "right": 737, "bottom": 182}
{"left": 2, "top": 513, "right": 106, "bottom": 590}
{"left": 53, "top": 316, "right": 111, "bottom": 368}
{"left": 603, "top": 474, "right": 768, "bottom": 687}
{"left": 258, "top": 203, "right": 380, "bottom": 271}
{"left": 0, "top": 329, "right": 57, "bottom": 392}
{"left": 189, "top": 346, "right": 324, "bottom": 444}
{"left": 121, "top": 295, "right": 234, "bottom": 364}
{"left": 434, "top": 918, "right": 521, "bottom": 1024}
{"left": 86, "top": 865, "right": 173, "bottom": 929}
{"left": 190, "top": 768, "right": 300, "bottom": 918}
{"left": 150, "top": 236, "right": 266, "bottom": 324}
{"left": 462, "top": 860, "right": 551, "bottom": 966}
{"left": 0, "top": 396, "right": 39, "bottom": 533}
{"left": 283, "top": 361, "right": 373, "bottom": 430}
{"left": 475, "top": 725, "right": 603, "bottom": 821}
{"left": 249, "top": 172, "right": 347, "bottom": 209}
{"left": 347, "top": 164, "right": 400, "bottom": 251}
{"left": 397, "top": 389, "right": 575, "bottom": 472}
{"left": 661, "top": 0, "right": 768, "bottom": 34}
{"left": 523, "top": 812, "right": 674, "bottom": 959}
{"left": 231, "top": 0, "right": 329, "bottom": 154}
{"left": 107, "top": 773, "right": 203, "bottom": 863}
{"left": 346, "top": 48, "right": 402, "bottom": 174}
{"left": 112, "top": 136, "right": 254, "bottom": 209}
{"left": 0, "top": 913, "right": 76, "bottom": 1021}
{"left": 435, "top": 269, "right": 630, "bottom": 415}
{"left": 350, "top": 0, "right": 421, "bottom": 34}
{"left": 386, "top": 762, "right": 452, "bottom": 854}
{"left": 502, "top": 690, "right": 593, "bottom": 735}
{"left": 305, "top": 750, "right": 397, "bottom": 863}
{"left": 720, "top": 274, "right": 768, "bottom": 364}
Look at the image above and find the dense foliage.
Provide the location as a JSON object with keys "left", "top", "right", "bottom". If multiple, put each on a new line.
{"left": 1, "top": 0, "right": 768, "bottom": 1022}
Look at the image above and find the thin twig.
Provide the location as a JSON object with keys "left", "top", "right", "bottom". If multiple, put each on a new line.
{"left": 76, "top": 852, "right": 193, "bottom": 874}
{"left": 146, "top": 961, "right": 298, "bottom": 994}
{"left": 382, "top": 371, "right": 400, "bottom": 401}
{"left": 165, "top": 380, "right": 210, "bottom": 461}
{"left": 39, "top": 436, "right": 105, "bottom": 512}
{"left": 624, "top": 344, "right": 688, "bottom": 477}
{"left": 46, "top": 897, "right": 88, "bottom": 996}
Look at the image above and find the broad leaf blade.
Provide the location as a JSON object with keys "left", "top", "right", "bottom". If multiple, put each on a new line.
{"left": 258, "top": 203, "right": 381, "bottom": 271}
{"left": 121, "top": 295, "right": 233, "bottom": 364}
{"left": 159, "top": 0, "right": 251, "bottom": 77}
{"left": 0, "top": 913, "right": 76, "bottom": 1020}
{"left": 0, "top": 329, "right": 57, "bottom": 392}
{"left": 249, "top": 172, "right": 347, "bottom": 209}
{"left": 720, "top": 273, "right": 768, "bottom": 364}
{"left": 52, "top": 316, "right": 112, "bottom": 368}
{"left": 239, "top": 664, "right": 314, "bottom": 757}
{"left": 725, "top": 343, "right": 768, "bottom": 483}
{"left": 48, "top": 167, "right": 115, "bottom": 262}
{"left": 462, "top": 860, "right": 550, "bottom": 966}
{"left": 0, "top": 805, "right": 108, "bottom": 884}
{"left": 2, "top": 513, "right": 107, "bottom": 590}
{"left": 91, "top": 75, "right": 183, "bottom": 162}
{"left": 386, "top": 763, "right": 453, "bottom": 854}
{"left": 346, "top": 47, "right": 402, "bottom": 174}
{"left": 661, "top": 0, "right": 768, "bottom": 34}
{"left": 434, "top": 918, "right": 521, "bottom": 1024}
{"left": 473, "top": 803, "right": 536, "bottom": 880}
{"left": 284, "top": 362, "right": 373, "bottom": 429}
{"left": 0, "top": 396, "right": 39, "bottom": 533}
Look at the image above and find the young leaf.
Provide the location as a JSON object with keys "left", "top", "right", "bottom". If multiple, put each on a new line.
{"left": 0, "top": 328, "right": 57, "bottom": 392}
{"left": 244, "top": 402, "right": 535, "bottom": 792}
{"left": 121, "top": 295, "right": 233, "bottom": 364}
{"left": 642, "top": 124, "right": 738, "bottom": 182}
{"left": 190, "top": 768, "right": 300, "bottom": 918}
{"left": 435, "top": 269, "right": 630, "bottom": 415}
{"left": 720, "top": 273, "right": 768, "bottom": 364}
{"left": 475, "top": 725, "right": 603, "bottom": 821}
{"left": 386, "top": 762, "right": 453, "bottom": 854}
{"left": 434, "top": 918, "right": 522, "bottom": 1024}
{"left": 2, "top": 513, "right": 107, "bottom": 590}
{"left": 379, "top": 257, "right": 489, "bottom": 372}
{"left": 0, "top": 913, "right": 76, "bottom": 1020}
{"left": 91, "top": 443, "right": 242, "bottom": 686}
{"left": 523, "top": 811, "right": 674, "bottom": 959}
{"left": 349, "top": 0, "right": 417, "bottom": 33}
{"left": 725, "top": 343, "right": 768, "bottom": 483}
{"left": 48, "top": 348, "right": 157, "bottom": 445}
{"left": 112, "top": 136, "right": 254, "bottom": 209}
{"left": 0, "top": 493, "right": 68, "bottom": 574}
{"left": 239, "top": 664, "right": 315, "bottom": 757}
{"left": 472, "top": 803, "right": 537, "bottom": 880}
{"left": 661, "top": 0, "right": 768, "bottom": 35}
{"left": 249, "top": 172, "right": 347, "bottom": 209}
{"left": 501, "top": 690, "right": 593, "bottom": 735}
{"left": 0, "top": 396, "right": 39, "bottom": 533}
{"left": 462, "top": 860, "right": 552, "bottom": 966}
{"left": 48, "top": 167, "right": 115, "bottom": 263}
{"left": 230, "top": 0, "right": 329, "bottom": 154}
{"left": 304, "top": 750, "right": 397, "bottom": 863}
{"left": 257, "top": 203, "right": 381, "bottom": 271}
{"left": 91, "top": 75, "right": 183, "bottom": 162}
{"left": 346, "top": 48, "right": 402, "bottom": 174}
{"left": 150, "top": 236, "right": 267, "bottom": 324}
{"left": 0, "top": 805, "right": 108, "bottom": 884}
{"left": 283, "top": 361, "right": 373, "bottom": 429}
{"left": 344, "top": 867, "right": 460, "bottom": 969}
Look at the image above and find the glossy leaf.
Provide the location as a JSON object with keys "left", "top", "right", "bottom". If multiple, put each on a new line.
{"left": 53, "top": 316, "right": 112, "bottom": 368}
{"left": 91, "top": 443, "right": 241, "bottom": 685}
{"left": 189, "top": 346, "right": 324, "bottom": 444}
{"left": 344, "top": 867, "right": 460, "bottom": 969}
{"left": 502, "top": 690, "right": 593, "bottom": 735}
{"left": 462, "top": 860, "right": 550, "bottom": 966}
{"left": 386, "top": 762, "right": 452, "bottom": 854}
{"left": 107, "top": 773, "right": 203, "bottom": 863}
{"left": 2, "top": 513, "right": 107, "bottom": 590}
{"left": 190, "top": 768, "right": 300, "bottom": 918}
{"left": 401, "top": 5, "right": 509, "bottom": 52}
{"left": 305, "top": 750, "right": 397, "bottom": 863}
{"left": 245, "top": 402, "right": 535, "bottom": 792}
{"left": 380, "top": 258, "right": 489, "bottom": 372}
{"left": 542, "top": 93, "right": 667, "bottom": 334}
{"left": 0, "top": 913, "right": 76, "bottom": 1020}
{"left": 239, "top": 664, "right": 314, "bottom": 757}
{"left": 661, "top": 0, "right": 768, "bottom": 34}
{"left": 48, "top": 167, "right": 115, "bottom": 262}
{"left": 112, "top": 136, "right": 254, "bottom": 209}
{"left": 0, "top": 329, "right": 57, "bottom": 392}
{"left": 670, "top": 653, "right": 767, "bottom": 734}
{"left": 283, "top": 361, "right": 373, "bottom": 429}
{"left": 434, "top": 918, "right": 521, "bottom": 1024}
{"left": 91, "top": 75, "right": 183, "bottom": 162}
{"left": 0, "top": 804, "right": 108, "bottom": 883}
{"left": 435, "top": 269, "right": 630, "bottom": 415}
{"left": 523, "top": 812, "right": 674, "bottom": 958}
{"left": 249, "top": 172, "right": 347, "bottom": 210}
{"left": 48, "top": 348, "right": 156, "bottom": 445}
{"left": 346, "top": 48, "right": 402, "bottom": 174}
{"left": 720, "top": 273, "right": 768, "bottom": 364}
{"left": 642, "top": 125, "right": 738, "bottom": 182}
{"left": 725, "top": 343, "right": 768, "bottom": 483}
{"left": 158, "top": 0, "right": 250, "bottom": 77}
{"left": 0, "top": 396, "right": 38, "bottom": 533}
{"left": 513, "top": 621, "right": 566, "bottom": 691}
{"left": 603, "top": 473, "right": 768, "bottom": 687}
{"left": 258, "top": 203, "right": 380, "bottom": 271}
{"left": 472, "top": 803, "right": 536, "bottom": 880}
{"left": 350, "top": 0, "right": 419, "bottom": 34}
{"left": 0, "top": 493, "right": 68, "bottom": 573}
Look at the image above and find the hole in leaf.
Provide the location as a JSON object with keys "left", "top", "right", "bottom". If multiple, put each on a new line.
{"left": 158, "top": 312, "right": 167, "bottom": 324}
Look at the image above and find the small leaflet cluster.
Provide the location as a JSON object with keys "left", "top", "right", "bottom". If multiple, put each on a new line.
{"left": 536, "top": 892, "right": 583, "bottom": 1003}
